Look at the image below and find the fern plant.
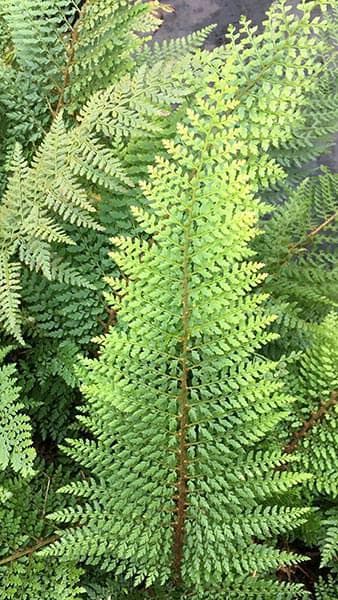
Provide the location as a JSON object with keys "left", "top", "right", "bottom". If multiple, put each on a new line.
{"left": 259, "top": 171, "right": 337, "bottom": 320}
{"left": 9, "top": 0, "right": 336, "bottom": 448}
{"left": 275, "top": 313, "right": 338, "bottom": 584}
{"left": 44, "top": 17, "right": 338, "bottom": 593}
{"left": 0, "top": 464, "right": 84, "bottom": 599}
{"left": 0, "top": 346, "right": 34, "bottom": 476}
{"left": 315, "top": 576, "right": 338, "bottom": 600}
{"left": 0, "top": 0, "right": 179, "bottom": 340}
{"left": 255, "top": 170, "right": 338, "bottom": 362}
{"left": 0, "top": 0, "right": 337, "bottom": 597}
{"left": 254, "top": 153, "right": 338, "bottom": 591}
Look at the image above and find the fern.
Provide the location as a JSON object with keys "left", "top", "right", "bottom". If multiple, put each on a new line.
{"left": 0, "top": 0, "right": 75, "bottom": 166}
{"left": 0, "top": 346, "right": 34, "bottom": 477}
{"left": 315, "top": 576, "right": 338, "bottom": 600}
{"left": 0, "top": 0, "right": 337, "bottom": 596}
{"left": 18, "top": 0, "right": 338, "bottom": 347}
{"left": 0, "top": 465, "right": 84, "bottom": 599}
{"left": 44, "top": 35, "right": 326, "bottom": 596}
{"left": 64, "top": 0, "right": 165, "bottom": 115}
{"left": 1, "top": 0, "right": 336, "bottom": 345}
{"left": 281, "top": 314, "right": 338, "bottom": 495}
{"left": 19, "top": 50, "right": 218, "bottom": 340}
{"left": 0, "top": 130, "right": 101, "bottom": 341}
{"left": 255, "top": 170, "right": 338, "bottom": 359}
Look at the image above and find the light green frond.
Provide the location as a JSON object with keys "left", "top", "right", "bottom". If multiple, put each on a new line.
{"left": 47, "top": 17, "right": 327, "bottom": 593}
{"left": 136, "top": 25, "right": 216, "bottom": 67}
{"left": 0, "top": 256, "right": 22, "bottom": 342}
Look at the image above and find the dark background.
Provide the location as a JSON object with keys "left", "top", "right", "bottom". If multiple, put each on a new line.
{"left": 153, "top": 0, "right": 272, "bottom": 48}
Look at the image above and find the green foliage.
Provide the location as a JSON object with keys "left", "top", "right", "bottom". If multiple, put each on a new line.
{"left": 0, "top": 127, "right": 100, "bottom": 341}
{"left": 0, "top": 0, "right": 337, "bottom": 598}
{"left": 315, "top": 576, "right": 338, "bottom": 600}
{"left": 258, "top": 171, "right": 338, "bottom": 324}
{"left": 282, "top": 315, "right": 338, "bottom": 575}
{"left": 0, "top": 346, "right": 34, "bottom": 476}
{"left": 64, "top": 0, "right": 164, "bottom": 115}
{"left": 47, "top": 36, "right": 327, "bottom": 595}
{"left": 19, "top": 49, "right": 216, "bottom": 345}
{"left": 258, "top": 169, "right": 338, "bottom": 579}
{"left": 287, "top": 314, "right": 338, "bottom": 496}
{"left": 0, "top": 465, "right": 84, "bottom": 599}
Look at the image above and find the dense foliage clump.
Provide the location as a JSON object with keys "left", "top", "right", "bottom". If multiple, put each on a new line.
{"left": 0, "top": 1, "right": 337, "bottom": 598}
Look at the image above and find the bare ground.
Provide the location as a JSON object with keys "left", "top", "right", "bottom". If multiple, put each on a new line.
{"left": 153, "top": 0, "right": 272, "bottom": 48}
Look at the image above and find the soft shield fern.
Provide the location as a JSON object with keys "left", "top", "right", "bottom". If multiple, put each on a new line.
{"left": 0, "top": 0, "right": 337, "bottom": 596}
{"left": 0, "top": 127, "right": 101, "bottom": 341}
{"left": 281, "top": 314, "right": 338, "bottom": 573}
{"left": 47, "top": 56, "right": 317, "bottom": 598}
{"left": 0, "top": 466, "right": 84, "bottom": 599}
{"left": 0, "top": 346, "right": 34, "bottom": 477}
{"left": 257, "top": 171, "right": 338, "bottom": 326}
{"left": 315, "top": 577, "right": 338, "bottom": 600}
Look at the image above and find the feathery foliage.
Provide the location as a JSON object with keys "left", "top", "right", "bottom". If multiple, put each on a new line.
{"left": 0, "top": 466, "right": 84, "bottom": 599}
{"left": 0, "top": 346, "right": 34, "bottom": 477}
{"left": 259, "top": 171, "right": 338, "bottom": 322}
{"left": 315, "top": 577, "right": 338, "bottom": 600}
{"left": 0, "top": 0, "right": 337, "bottom": 597}
{"left": 46, "top": 30, "right": 333, "bottom": 595}
{"left": 0, "top": 127, "right": 101, "bottom": 341}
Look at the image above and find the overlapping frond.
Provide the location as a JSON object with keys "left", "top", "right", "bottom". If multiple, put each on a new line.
{"left": 0, "top": 129, "right": 101, "bottom": 341}
{"left": 19, "top": 49, "right": 221, "bottom": 346}
{"left": 0, "top": 0, "right": 75, "bottom": 160}
{"left": 0, "top": 0, "right": 337, "bottom": 596}
{"left": 287, "top": 314, "right": 338, "bottom": 496}
{"left": 315, "top": 576, "right": 338, "bottom": 599}
{"left": 0, "top": 346, "right": 34, "bottom": 477}
{"left": 64, "top": 0, "right": 165, "bottom": 115}
{"left": 45, "top": 25, "right": 329, "bottom": 594}
{"left": 257, "top": 171, "right": 338, "bottom": 349}
{"left": 0, "top": 466, "right": 84, "bottom": 599}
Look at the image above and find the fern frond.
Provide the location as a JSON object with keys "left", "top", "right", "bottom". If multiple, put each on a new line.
{"left": 0, "top": 118, "right": 102, "bottom": 339}
{"left": 0, "top": 466, "right": 84, "bottom": 598}
{"left": 315, "top": 575, "right": 338, "bottom": 599}
{"left": 47, "top": 18, "right": 329, "bottom": 592}
{"left": 286, "top": 314, "right": 338, "bottom": 498}
{"left": 0, "top": 348, "right": 34, "bottom": 476}
{"left": 257, "top": 171, "right": 338, "bottom": 332}
{"left": 1, "top": 0, "right": 75, "bottom": 156}
{"left": 0, "top": 256, "right": 22, "bottom": 342}
{"left": 135, "top": 25, "right": 216, "bottom": 67}
{"left": 65, "top": 0, "right": 161, "bottom": 115}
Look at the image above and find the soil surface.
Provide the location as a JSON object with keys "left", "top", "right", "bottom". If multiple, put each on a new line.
{"left": 153, "top": 0, "right": 272, "bottom": 48}
{"left": 153, "top": 0, "right": 337, "bottom": 171}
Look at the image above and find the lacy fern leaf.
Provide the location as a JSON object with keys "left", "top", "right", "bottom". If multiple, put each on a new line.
{"left": 46, "top": 43, "right": 320, "bottom": 597}
{"left": 0, "top": 346, "right": 34, "bottom": 476}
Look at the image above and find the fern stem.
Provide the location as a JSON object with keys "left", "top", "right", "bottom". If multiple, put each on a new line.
{"left": 284, "top": 390, "right": 338, "bottom": 455}
{"left": 0, "top": 535, "right": 59, "bottom": 566}
{"left": 287, "top": 211, "right": 337, "bottom": 253}
{"left": 172, "top": 196, "right": 193, "bottom": 584}
{"left": 54, "top": 0, "right": 89, "bottom": 116}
